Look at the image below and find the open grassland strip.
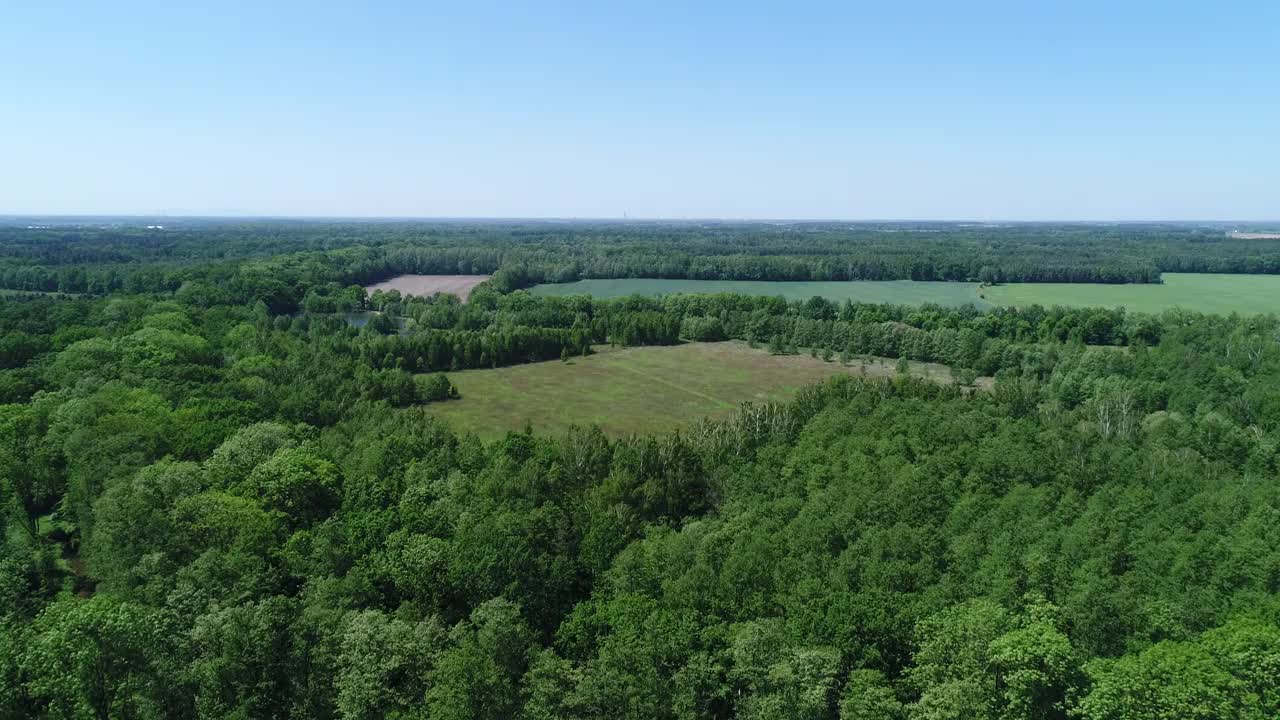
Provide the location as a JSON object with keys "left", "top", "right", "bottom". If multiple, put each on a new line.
{"left": 608, "top": 362, "right": 735, "bottom": 407}
{"left": 984, "top": 273, "right": 1280, "bottom": 316}
{"left": 424, "top": 341, "right": 989, "bottom": 439}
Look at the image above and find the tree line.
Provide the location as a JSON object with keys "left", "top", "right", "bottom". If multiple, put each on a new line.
{"left": 9, "top": 220, "right": 1280, "bottom": 295}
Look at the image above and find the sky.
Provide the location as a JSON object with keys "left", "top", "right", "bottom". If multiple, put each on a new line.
{"left": 2, "top": 1, "right": 1278, "bottom": 220}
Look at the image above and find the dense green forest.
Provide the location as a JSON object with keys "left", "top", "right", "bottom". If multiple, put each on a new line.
{"left": 6, "top": 219, "right": 1280, "bottom": 295}
{"left": 3, "top": 223, "right": 1280, "bottom": 718}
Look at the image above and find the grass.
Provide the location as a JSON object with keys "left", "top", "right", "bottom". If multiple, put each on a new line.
{"left": 983, "top": 273, "right": 1280, "bottom": 316}
{"left": 531, "top": 278, "right": 987, "bottom": 307}
{"left": 425, "top": 341, "right": 983, "bottom": 439}
{"left": 533, "top": 274, "right": 1280, "bottom": 317}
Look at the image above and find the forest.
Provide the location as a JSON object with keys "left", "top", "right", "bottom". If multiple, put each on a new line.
{"left": 7, "top": 220, "right": 1280, "bottom": 295}
{"left": 2, "top": 221, "right": 1280, "bottom": 719}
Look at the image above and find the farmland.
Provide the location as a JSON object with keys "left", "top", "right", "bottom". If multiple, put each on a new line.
{"left": 364, "top": 274, "right": 491, "bottom": 301}
{"left": 531, "top": 278, "right": 987, "bottom": 307}
{"left": 532, "top": 274, "right": 1280, "bottom": 316}
{"left": 425, "top": 340, "right": 985, "bottom": 439}
{"left": 985, "top": 273, "right": 1280, "bottom": 316}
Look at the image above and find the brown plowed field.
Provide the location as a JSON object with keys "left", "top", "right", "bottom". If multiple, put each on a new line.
{"left": 364, "top": 274, "right": 491, "bottom": 302}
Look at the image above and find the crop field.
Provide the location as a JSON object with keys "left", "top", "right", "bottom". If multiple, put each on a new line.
{"left": 534, "top": 274, "right": 1280, "bottom": 316}
{"left": 425, "top": 341, "right": 985, "bottom": 439}
{"left": 531, "top": 278, "right": 987, "bottom": 307}
{"left": 983, "top": 273, "right": 1280, "bottom": 316}
{"left": 364, "top": 274, "right": 491, "bottom": 301}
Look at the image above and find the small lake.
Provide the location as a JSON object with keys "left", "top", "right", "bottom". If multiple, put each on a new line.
{"left": 530, "top": 278, "right": 988, "bottom": 307}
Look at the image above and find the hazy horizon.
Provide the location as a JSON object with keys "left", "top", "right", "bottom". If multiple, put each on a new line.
{"left": 4, "top": 2, "right": 1278, "bottom": 220}
{"left": 7, "top": 212, "right": 1280, "bottom": 224}
{"left": 4, "top": 215, "right": 1278, "bottom": 225}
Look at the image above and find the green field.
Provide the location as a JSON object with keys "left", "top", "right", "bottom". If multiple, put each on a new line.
{"left": 533, "top": 273, "right": 1280, "bottom": 316}
{"left": 425, "top": 341, "right": 979, "bottom": 439}
{"left": 985, "top": 273, "right": 1280, "bottom": 315}
{"left": 531, "top": 278, "right": 987, "bottom": 307}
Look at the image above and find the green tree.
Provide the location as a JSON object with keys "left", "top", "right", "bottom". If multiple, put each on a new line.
{"left": 1075, "top": 641, "right": 1253, "bottom": 720}
{"left": 896, "top": 356, "right": 910, "bottom": 376}
{"left": 423, "top": 598, "right": 534, "bottom": 720}
{"left": 21, "top": 596, "right": 189, "bottom": 719}
{"left": 839, "top": 669, "right": 904, "bottom": 720}
{"left": 238, "top": 447, "right": 341, "bottom": 528}
{"left": 88, "top": 460, "right": 203, "bottom": 599}
{"left": 336, "top": 609, "right": 447, "bottom": 720}
{"left": 189, "top": 596, "right": 316, "bottom": 719}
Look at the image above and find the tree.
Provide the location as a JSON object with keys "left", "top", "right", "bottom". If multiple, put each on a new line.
{"left": 423, "top": 598, "right": 534, "bottom": 720}
{"left": 522, "top": 650, "right": 584, "bottom": 720}
{"left": 189, "top": 596, "right": 317, "bottom": 719}
{"left": 907, "top": 598, "right": 1076, "bottom": 720}
{"left": 908, "top": 600, "right": 1010, "bottom": 720}
{"left": 88, "top": 460, "right": 203, "bottom": 599}
{"left": 1075, "top": 641, "right": 1252, "bottom": 720}
{"left": 336, "top": 610, "right": 447, "bottom": 719}
{"left": 739, "top": 647, "right": 840, "bottom": 720}
{"left": 840, "top": 669, "right": 905, "bottom": 720}
{"left": 21, "top": 596, "right": 189, "bottom": 719}
{"left": 238, "top": 447, "right": 341, "bottom": 528}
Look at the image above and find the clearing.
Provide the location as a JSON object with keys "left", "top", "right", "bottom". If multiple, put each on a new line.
{"left": 530, "top": 278, "right": 986, "bottom": 307}
{"left": 365, "top": 274, "right": 491, "bottom": 302}
{"left": 983, "top": 273, "right": 1280, "bottom": 316}
{"left": 425, "top": 341, "right": 988, "bottom": 439}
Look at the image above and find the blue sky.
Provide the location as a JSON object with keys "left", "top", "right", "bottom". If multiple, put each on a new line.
{"left": 3, "top": 1, "right": 1277, "bottom": 219}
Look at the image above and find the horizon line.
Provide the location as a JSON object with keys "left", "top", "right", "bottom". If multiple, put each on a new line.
{"left": 3, "top": 213, "right": 1278, "bottom": 225}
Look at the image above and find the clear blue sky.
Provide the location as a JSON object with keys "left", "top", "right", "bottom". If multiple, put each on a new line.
{"left": 3, "top": 1, "right": 1277, "bottom": 219}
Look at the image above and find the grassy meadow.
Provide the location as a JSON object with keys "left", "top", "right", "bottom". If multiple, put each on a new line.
{"left": 984, "top": 273, "right": 1280, "bottom": 316}
{"left": 533, "top": 274, "right": 1280, "bottom": 316}
{"left": 425, "top": 341, "right": 981, "bottom": 439}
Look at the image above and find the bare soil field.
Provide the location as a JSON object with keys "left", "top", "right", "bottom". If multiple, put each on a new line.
{"left": 1229, "top": 232, "right": 1280, "bottom": 240}
{"left": 364, "top": 274, "right": 491, "bottom": 302}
